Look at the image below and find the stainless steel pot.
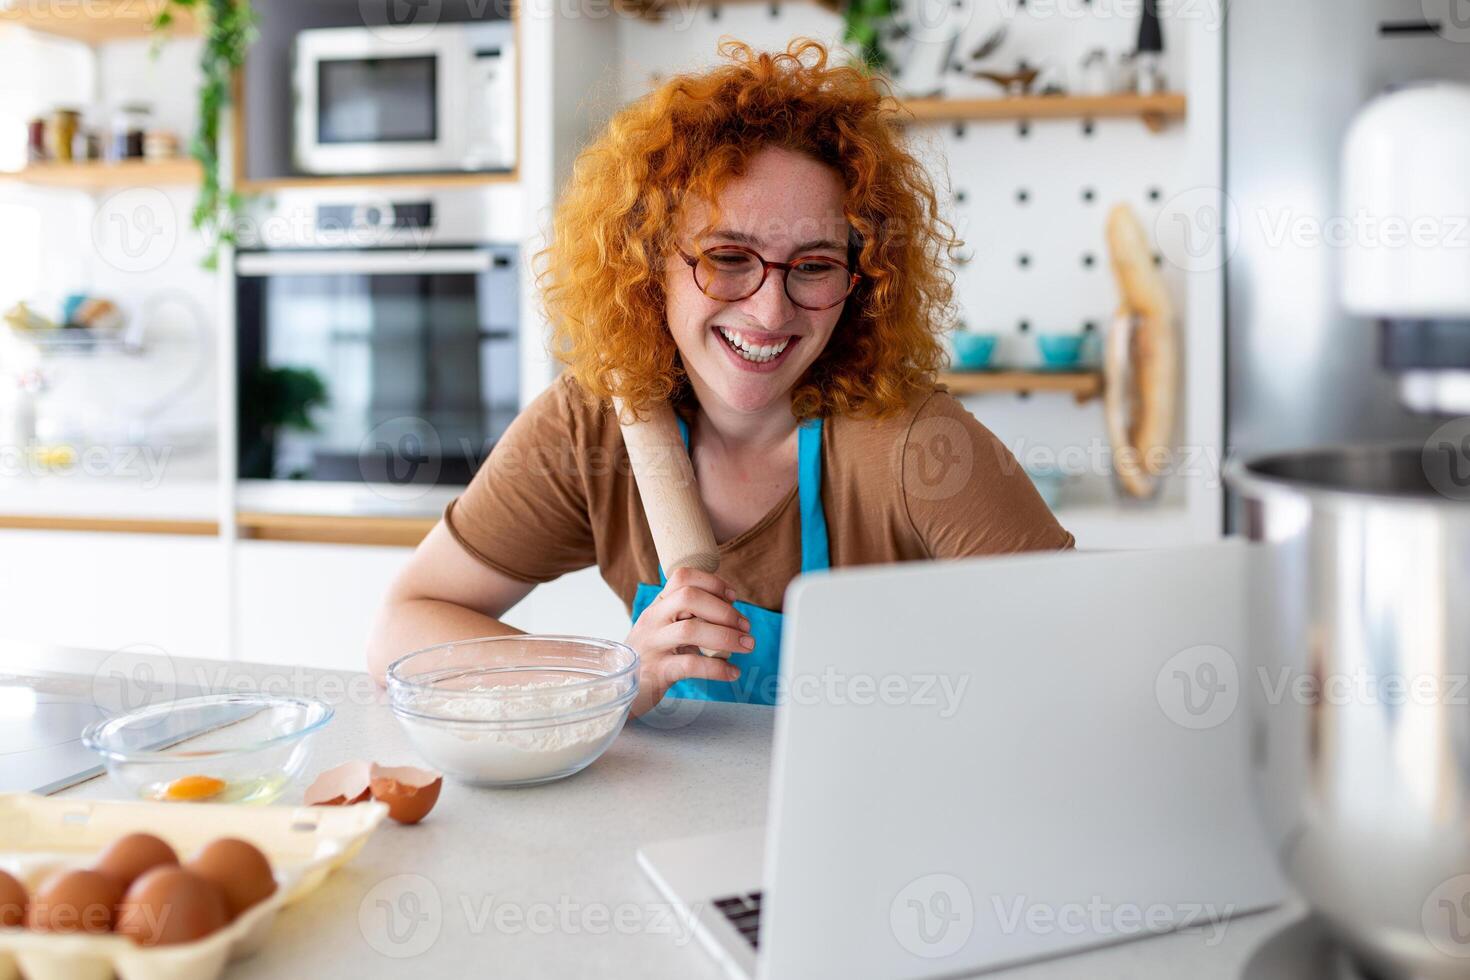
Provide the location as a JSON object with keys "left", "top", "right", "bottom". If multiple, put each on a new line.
{"left": 1227, "top": 444, "right": 1470, "bottom": 979}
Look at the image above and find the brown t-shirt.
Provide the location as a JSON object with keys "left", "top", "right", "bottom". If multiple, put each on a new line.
{"left": 445, "top": 374, "right": 1075, "bottom": 613}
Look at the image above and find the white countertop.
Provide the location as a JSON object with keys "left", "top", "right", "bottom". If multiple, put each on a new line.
{"left": 18, "top": 645, "right": 1301, "bottom": 978}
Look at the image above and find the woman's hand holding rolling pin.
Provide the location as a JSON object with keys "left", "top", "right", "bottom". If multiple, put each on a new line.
{"left": 626, "top": 567, "right": 754, "bottom": 716}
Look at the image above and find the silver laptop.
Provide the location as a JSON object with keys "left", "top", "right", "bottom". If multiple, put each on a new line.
{"left": 638, "top": 542, "right": 1286, "bottom": 980}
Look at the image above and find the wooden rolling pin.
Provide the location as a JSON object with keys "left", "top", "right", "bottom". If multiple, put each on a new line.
{"left": 613, "top": 396, "right": 723, "bottom": 657}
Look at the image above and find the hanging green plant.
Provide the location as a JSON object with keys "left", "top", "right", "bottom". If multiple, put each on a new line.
{"left": 842, "top": 0, "right": 895, "bottom": 73}
{"left": 152, "top": 0, "right": 258, "bottom": 270}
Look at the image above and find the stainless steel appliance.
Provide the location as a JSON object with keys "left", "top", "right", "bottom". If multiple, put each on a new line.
{"left": 1227, "top": 5, "right": 1470, "bottom": 977}
{"left": 1225, "top": 1, "right": 1470, "bottom": 454}
{"left": 293, "top": 21, "right": 515, "bottom": 176}
{"left": 234, "top": 188, "right": 519, "bottom": 494}
{"left": 1230, "top": 447, "right": 1470, "bottom": 979}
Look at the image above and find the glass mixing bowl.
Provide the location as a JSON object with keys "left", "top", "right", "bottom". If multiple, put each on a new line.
{"left": 387, "top": 635, "right": 639, "bottom": 787}
{"left": 81, "top": 693, "right": 333, "bottom": 804}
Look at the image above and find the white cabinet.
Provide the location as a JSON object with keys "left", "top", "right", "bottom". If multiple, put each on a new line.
{"left": 0, "top": 530, "right": 226, "bottom": 659}
{"left": 233, "top": 540, "right": 408, "bottom": 672}
{"left": 233, "top": 542, "right": 629, "bottom": 672}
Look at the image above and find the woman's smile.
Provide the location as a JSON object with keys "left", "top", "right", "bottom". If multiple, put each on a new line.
{"left": 712, "top": 324, "right": 802, "bottom": 373}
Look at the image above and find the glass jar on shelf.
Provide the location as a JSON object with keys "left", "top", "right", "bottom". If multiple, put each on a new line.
{"left": 71, "top": 114, "right": 102, "bottom": 162}
{"left": 109, "top": 103, "right": 152, "bottom": 161}
{"left": 27, "top": 117, "right": 47, "bottom": 163}
{"left": 47, "top": 108, "right": 81, "bottom": 163}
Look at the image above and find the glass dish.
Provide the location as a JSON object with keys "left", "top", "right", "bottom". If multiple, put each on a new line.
{"left": 387, "top": 635, "right": 639, "bottom": 787}
{"left": 81, "top": 694, "right": 333, "bottom": 804}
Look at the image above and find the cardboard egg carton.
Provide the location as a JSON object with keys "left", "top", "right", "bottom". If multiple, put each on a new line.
{"left": 0, "top": 793, "right": 386, "bottom": 980}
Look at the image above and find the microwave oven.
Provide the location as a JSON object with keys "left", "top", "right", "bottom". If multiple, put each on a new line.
{"left": 292, "top": 21, "right": 515, "bottom": 176}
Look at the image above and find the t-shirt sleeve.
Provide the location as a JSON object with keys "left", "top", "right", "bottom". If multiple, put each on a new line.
{"left": 443, "top": 377, "right": 597, "bottom": 583}
{"left": 900, "top": 392, "right": 1076, "bottom": 557}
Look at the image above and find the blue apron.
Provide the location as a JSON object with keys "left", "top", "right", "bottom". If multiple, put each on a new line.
{"left": 629, "top": 416, "right": 830, "bottom": 706}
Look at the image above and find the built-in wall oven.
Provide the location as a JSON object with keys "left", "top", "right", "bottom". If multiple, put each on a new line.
{"left": 234, "top": 188, "right": 519, "bottom": 508}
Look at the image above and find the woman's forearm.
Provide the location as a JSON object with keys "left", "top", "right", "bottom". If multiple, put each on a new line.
{"left": 367, "top": 596, "right": 524, "bottom": 685}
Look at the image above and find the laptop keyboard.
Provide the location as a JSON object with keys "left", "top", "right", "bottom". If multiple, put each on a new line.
{"left": 713, "top": 891, "right": 763, "bottom": 949}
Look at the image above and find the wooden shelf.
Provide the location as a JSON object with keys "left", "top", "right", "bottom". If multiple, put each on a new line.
{"left": 615, "top": 0, "right": 838, "bottom": 18}
{"left": 236, "top": 511, "right": 435, "bottom": 548}
{"left": 899, "top": 93, "right": 1187, "bottom": 132}
{"left": 0, "top": 158, "right": 200, "bottom": 189}
{"left": 237, "top": 171, "right": 518, "bottom": 194}
{"left": 940, "top": 370, "right": 1104, "bottom": 403}
{"left": 0, "top": 511, "right": 437, "bottom": 546}
{"left": 0, "top": 0, "right": 198, "bottom": 45}
{"left": 0, "top": 514, "right": 217, "bottom": 536}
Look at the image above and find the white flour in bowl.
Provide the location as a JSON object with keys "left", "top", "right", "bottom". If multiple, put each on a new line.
{"left": 395, "top": 679, "right": 630, "bottom": 784}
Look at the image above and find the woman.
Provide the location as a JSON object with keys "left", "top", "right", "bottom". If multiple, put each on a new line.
{"left": 368, "top": 39, "right": 1074, "bottom": 712}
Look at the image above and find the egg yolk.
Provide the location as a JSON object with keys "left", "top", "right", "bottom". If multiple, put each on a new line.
{"left": 158, "top": 775, "right": 227, "bottom": 801}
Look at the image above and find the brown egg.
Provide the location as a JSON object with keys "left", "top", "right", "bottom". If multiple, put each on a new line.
{"left": 186, "top": 838, "right": 276, "bottom": 920}
{"left": 94, "top": 833, "right": 180, "bottom": 889}
{"left": 117, "top": 867, "right": 228, "bottom": 946}
{"left": 27, "top": 868, "right": 123, "bottom": 933}
{"left": 0, "top": 869, "right": 26, "bottom": 927}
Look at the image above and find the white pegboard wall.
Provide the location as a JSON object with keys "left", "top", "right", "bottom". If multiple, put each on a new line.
{"left": 617, "top": 2, "right": 845, "bottom": 103}
{"left": 926, "top": 116, "right": 1185, "bottom": 357}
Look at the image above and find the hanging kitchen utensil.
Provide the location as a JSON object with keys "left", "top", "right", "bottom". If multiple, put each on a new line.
{"left": 969, "top": 65, "right": 1041, "bottom": 95}
{"left": 967, "top": 23, "right": 1008, "bottom": 63}
{"left": 1103, "top": 203, "right": 1178, "bottom": 500}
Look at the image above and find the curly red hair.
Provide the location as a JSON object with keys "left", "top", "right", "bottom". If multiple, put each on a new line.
{"left": 536, "top": 37, "right": 959, "bottom": 420}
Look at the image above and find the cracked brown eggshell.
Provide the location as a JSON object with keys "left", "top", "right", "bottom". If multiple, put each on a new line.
{"left": 304, "top": 760, "right": 373, "bottom": 806}
{"left": 368, "top": 765, "right": 443, "bottom": 825}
